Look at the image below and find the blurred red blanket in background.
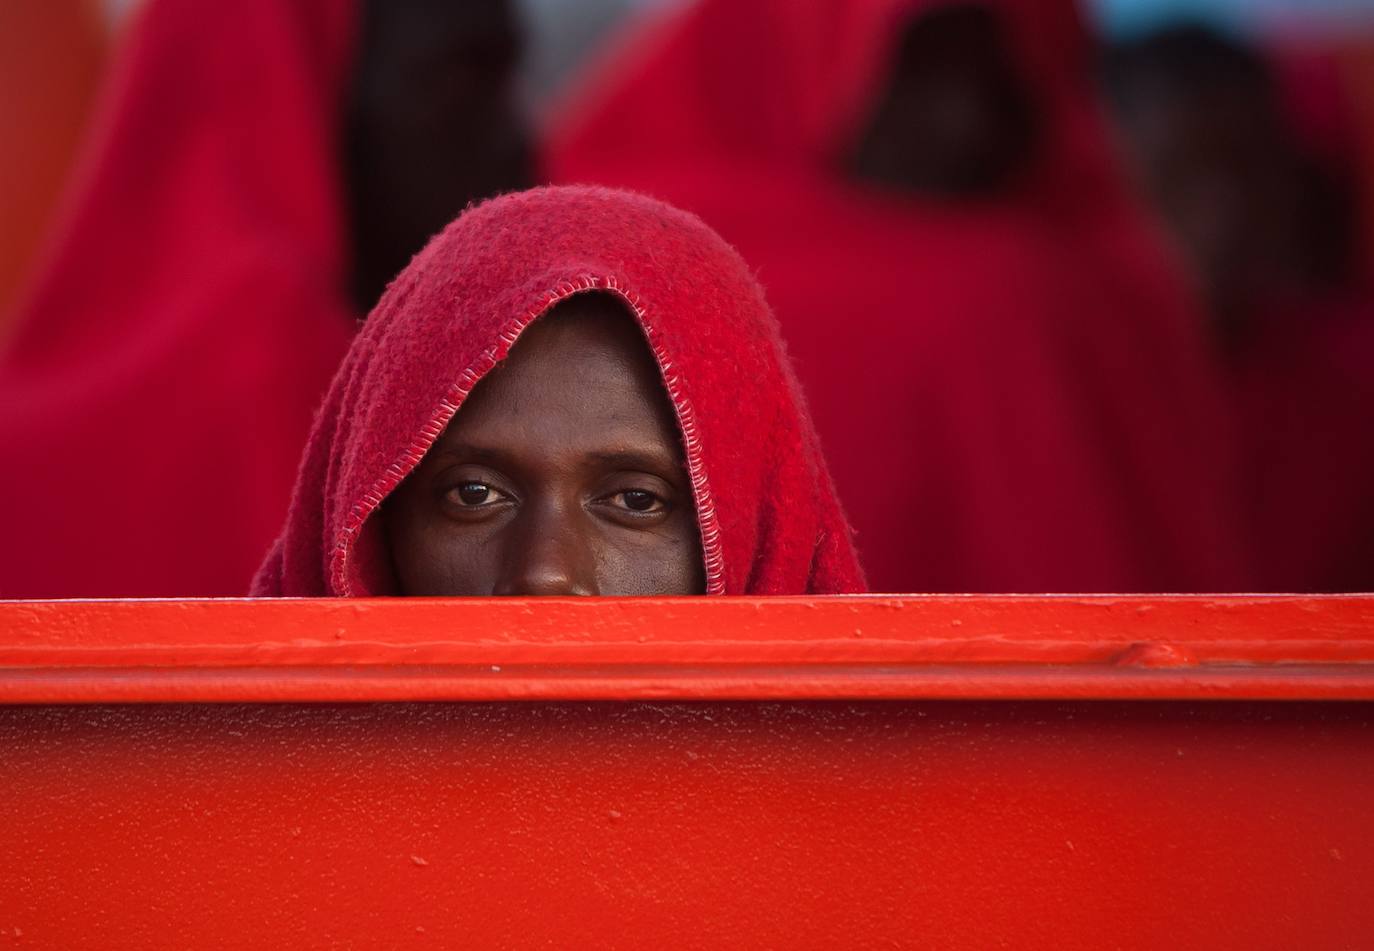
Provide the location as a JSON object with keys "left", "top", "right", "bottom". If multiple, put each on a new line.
{"left": 0, "top": 0, "right": 356, "bottom": 597}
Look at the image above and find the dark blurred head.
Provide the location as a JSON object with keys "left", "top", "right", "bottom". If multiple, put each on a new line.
{"left": 1103, "top": 25, "right": 1357, "bottom": 346}
{"left": 344, "top": 0, "right": 534, "bottom": 313}
{"left": 847, "top": 3, "right": 1040, "bottom": 198}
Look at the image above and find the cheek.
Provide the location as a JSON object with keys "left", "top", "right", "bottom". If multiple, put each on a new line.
{"left": 389, "top": 509, "right": 499, "bottom": 597}
{"left": 594, "top": 519, "right": 705, "bottom": 596}
{"left": 427, "top": 531, "right": 495, "bottom": 596}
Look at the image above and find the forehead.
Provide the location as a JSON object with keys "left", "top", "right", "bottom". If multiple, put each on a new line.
{"left": 438, "top": 294, "right": 683, "bottom": 457}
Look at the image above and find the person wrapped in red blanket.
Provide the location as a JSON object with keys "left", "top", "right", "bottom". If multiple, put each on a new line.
{"left": 1105, "top": 26, "right": 1374, "bottom": 590}
{"left": 0, "top": 0, "right": 356, "bottom": 598}
{"left": 0, "top": 0, "right": 531, "bottom": 597}
{"left": 252, "top": 186, "right": 866, "bottom": 597}
{"left": 547, "top": 0, "right": 1246, "bottom": 592}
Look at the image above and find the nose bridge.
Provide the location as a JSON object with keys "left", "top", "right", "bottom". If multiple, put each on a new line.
{"left": 493, "top": 495, "right": 598, "bottom": 597}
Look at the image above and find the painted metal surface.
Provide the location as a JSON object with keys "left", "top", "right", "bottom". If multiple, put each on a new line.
{"left": 0, "top": 597, "right": 1371, "bottom": 948}
{"left": 1, "top": 595, "right": 1373, "bottom": 701}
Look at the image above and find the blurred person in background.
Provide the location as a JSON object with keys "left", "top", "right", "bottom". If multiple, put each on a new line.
{"left": 345, "top": 0, "right": 532, "bottom": 312}
{"left": 549, "top": 0, "right": 1246, "bottom": 592}
{"left": 1104, "top": 25, "right": 1374, "bottom": 590}
{"left": 1350, "top": 37, "right": 1374, "bottom": 281}
{"left": 0, "top": 0, "right": 531, "bottom": 597}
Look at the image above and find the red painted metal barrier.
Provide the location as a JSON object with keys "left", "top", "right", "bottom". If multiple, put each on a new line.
{"left": 1, "top": 596, "right": 1372, "bottom": 948}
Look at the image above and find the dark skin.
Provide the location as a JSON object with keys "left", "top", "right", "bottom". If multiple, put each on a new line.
{"left": 384, "top": 294, "right": 705, "bottom": 596}
{"left": 848, "top": 3, "right": 1040, "bottom": 198}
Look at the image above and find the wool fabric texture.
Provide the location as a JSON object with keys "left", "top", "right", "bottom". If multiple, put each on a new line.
{"left": 0, "top": 0, "right": 356, "bottom": 596}
{"left": 251, "top": 185, "right": 866, "bottom": 597}
{"left": 548, "top": 0, "right": 1247, "bottom": 592}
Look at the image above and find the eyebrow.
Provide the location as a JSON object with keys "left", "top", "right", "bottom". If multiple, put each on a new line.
{"left": 585, "top": 449, "right": 686, "bottom": 477}
{"left": 431, "top": 443, "right": 511, "bottom": 466}
{"left": 432, "top": 443, "right": 685, "bottom": 480}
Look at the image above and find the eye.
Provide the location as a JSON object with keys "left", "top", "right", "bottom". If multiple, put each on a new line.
{"left": 610, "top": 489, "right": 668, "bottom": 514}
{"left": 446, "top": 481, "right": 507, "bottom": 507}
